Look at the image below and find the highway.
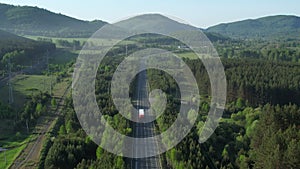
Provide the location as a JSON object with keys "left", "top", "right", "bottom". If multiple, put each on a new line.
{"left": 131, "top": 67, "right": 162, "bottom": 169}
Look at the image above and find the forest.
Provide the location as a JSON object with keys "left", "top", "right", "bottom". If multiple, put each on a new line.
{"left": 0, "top": 4, "right": 299, "bottom": 168}
{"left": 33, "top": 36, "right": 300, "bottom": 168}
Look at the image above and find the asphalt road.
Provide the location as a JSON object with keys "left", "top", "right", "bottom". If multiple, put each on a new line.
{"left": 131, "top": 67, "right": 162, "bottom": 169}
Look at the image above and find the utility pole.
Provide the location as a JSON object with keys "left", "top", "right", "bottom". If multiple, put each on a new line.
{"left": 45, "top": 50, "right": 52, "bottom": 95}
{"left": 50, "top": 76, "right": 52, "bottom": 95}
{"left": 8, "top": 57, "right": 14, "bottom": 105}
{"left": 46, "top": 49, "right": 49, "bottom": 73}
{"left": 125, "top": 43, "right": 128, "bottom": 57}
{"left": 0, "top": 148, "right": 8, "bottom": 165}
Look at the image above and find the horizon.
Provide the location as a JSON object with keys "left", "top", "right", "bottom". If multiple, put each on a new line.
{"left": 0, "top": 0, "right": 299, "bottom": 28}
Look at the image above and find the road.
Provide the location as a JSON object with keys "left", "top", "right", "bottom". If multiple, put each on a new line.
{"left": 131, "top": 66, "right": 162, "bottom": 169}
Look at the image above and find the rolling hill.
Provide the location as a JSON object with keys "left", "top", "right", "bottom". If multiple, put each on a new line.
{"left": 1, "top": 3, "right": 300, "bottom": 40}
{"left": 206, "top": 15, "right": 300, "bottom": 40}
{"left": 0, "top": 3, "right": 107, "bottom": 37}
{"left": 115, "top": 14, "right": 199, "bottom": 34}
{"left": 0, "top": 3, "right": 231, "bottom": 41}
{"left": 114, "top": 14, "right": 230, "bottom": 42}
{"left": 0, "top": 29, "right": 55, "bottom": 66}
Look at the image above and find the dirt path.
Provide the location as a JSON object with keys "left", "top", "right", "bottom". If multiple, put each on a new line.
{"left": 9, "top": 83, "right": 71, "bottom": 169}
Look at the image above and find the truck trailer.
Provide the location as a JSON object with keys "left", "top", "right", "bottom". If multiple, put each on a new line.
{"left": 139, "top": 109, "right": 144, "bottom": 118}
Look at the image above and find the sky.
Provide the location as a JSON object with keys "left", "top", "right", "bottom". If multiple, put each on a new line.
{"left": 0, "top": 0, "right": 299, "bottom": 28}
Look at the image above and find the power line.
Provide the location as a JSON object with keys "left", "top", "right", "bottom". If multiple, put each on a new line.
{"left": 46, "top": 49, "right": 49, "bottom": 73}
{"left": 45, "top": 50, "right": 53, "bottom": 95}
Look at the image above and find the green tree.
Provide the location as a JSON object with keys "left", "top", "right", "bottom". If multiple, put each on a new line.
{"left": 51, "top": 97, "right": 57, "bottom": 108}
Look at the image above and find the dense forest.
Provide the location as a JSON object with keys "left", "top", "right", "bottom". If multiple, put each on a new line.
{"left": 37, "top": 36, "right": 300, "bottom": 168}
{"left": 0, "top": 5, "right": 299, "bottom": 168}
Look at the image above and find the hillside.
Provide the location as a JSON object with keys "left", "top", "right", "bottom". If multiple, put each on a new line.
{"left": 0, "top": 3, "right": 107, "bottom": 37}
{"left": 206, "top": 15, "right": 300, "bottom": 40}
{"left": 115, "top": 14, "right": 230, "bottom": 42}
{"left": 0, "top": 3, "right": 230, "bottom": 41}
{"left": 0, "top": 29, "right": 55, "bottom": 68}
{"left": 115, "top": 14, "right": 199, "bottom": 34}
{"left": 0, "top": 29, "right": 54, "bottom": 55}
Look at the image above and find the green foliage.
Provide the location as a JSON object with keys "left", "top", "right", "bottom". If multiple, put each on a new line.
{"left": 96, "top": 146, "right": 104, "bottom": 159}
{"left": 0, "top": 101, "right": 15, "bottom": 119}
{"left": 55, "top": 39, "right": 81, "bottom": 49}
{"left": 185, "top": 58, "right": 300, "bottom": 106}
{"left": 14, "top": 92, "right": 51, "bottom": 131}
{"left": 235, "top": 98, "right": 245, "bottom": 109}
{"left": 0, "top": 3, "right": 107, "bottom": 37}
{"left": 51, "top": 97, "right": 56, "bottom": 108}
{"left": 58, "top": 125, "right": 66, "bottom": 135}
{"left": 0, "top": 30, "right": 56, "bottom": 73}
{"left": 39, "top": 34, "right": 300, "bottom": 169}
{"left": 250, "top": 104, "right": 300, "bottom": 169}
{"left": 207, "top": 15, "right": 300, "bottom": 40}
{"left": 45, "top": 137, "right": 93, "bottom": 169}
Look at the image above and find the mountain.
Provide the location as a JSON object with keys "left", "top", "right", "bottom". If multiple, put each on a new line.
{"left": 206, "top": 15, "right": 300, "bottom": 40}
{"left": 114, "top": 14, "right": 230, "bottom": 42}
{"left": 115, "top": 14, "right": 199, "bottom": 33}
{"left": 0, "top": 3, "right": 107, "bottom": 37}
{"left": 0, "top": 3, "right": 230, "bottom": 41}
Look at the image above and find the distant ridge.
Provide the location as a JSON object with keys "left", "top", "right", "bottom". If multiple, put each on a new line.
{"left": 115, "top": 14, "right": 198, "bottom": 33}
{"left": 115, "top": 14, "right": 230, "bottom": 42}
{"left": 0, "top": 3, "right": 107, "bottom": 37}
{"left": 206, "top": 15, "right": 300, "bottom": 40}
{"left": 4, "top": 3, "right": 299, "bottom": 40}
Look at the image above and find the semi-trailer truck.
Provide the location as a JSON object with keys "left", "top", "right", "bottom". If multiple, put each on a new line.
{"left": 139, "top": 109, "right": 144, "bottom": 118}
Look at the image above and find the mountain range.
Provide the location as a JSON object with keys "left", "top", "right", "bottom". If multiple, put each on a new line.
{"left": 206, "top": 15, "right": 300, "bottom": 40}
{"left": 0, "top": 3, "right": 299, "bottom": 40}
{"left": 0, "top": 3, "right": 107, "bottom": 37}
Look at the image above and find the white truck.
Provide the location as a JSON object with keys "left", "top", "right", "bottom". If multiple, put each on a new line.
{"left": 138, "top": 109, "right": 144, "bottom": 118}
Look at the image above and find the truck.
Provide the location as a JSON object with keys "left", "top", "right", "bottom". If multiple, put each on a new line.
{"left": 138, "top": 109, "right": 144, "bottom": 118}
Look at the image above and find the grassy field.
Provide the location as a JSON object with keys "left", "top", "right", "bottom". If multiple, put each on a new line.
{"left": 12, "top": 75, "right": 53, "bottom": 96}
{"left": 176, "top": 52, "right": 215, "bottom": 59}
{"left": 0, "top": 132, "right": 35, "bottom": 169}
{"left": 176, "top": 52, "right": 199, "bottom": 59}
{"left": 25, "top": 35, "right": 88, "bottom": 44}
{"left": 0, "top": 75, "right": 51, "bottom": 107}
{"left": 25, "top": 35, "right": 136, "bottom": 48}
{"left": 0, "top": 75, "right": 54, "bottom": 109}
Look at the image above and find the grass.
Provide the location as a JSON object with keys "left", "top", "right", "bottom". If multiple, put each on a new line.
{"left": 176, "top": 52, "right": 215, "bottom": 59}
{"left": 24, "top": 35, "right": 88, "bottom": 44}
{"left": 52, "top": 78, "right": 70, "bottom": 98}
{"left": 0, "top": 75, "right": 70, "bottom": 168}
{"left": 0, "top": 75, "right": 54, "bottom": 110}
{"left": 176, "top": 52, "right": 199, "bottom": 59}
{"left": 25, "top": 35, "right": 136, "bottom": 48}
{"left": 25, "top": 35, "right": 125, "bottom": 46}
{"left": 0, "top": 133, "right": 34, "bottom": 169}
{"left": 12, "top": 75, "right": 53, "bottom": 96}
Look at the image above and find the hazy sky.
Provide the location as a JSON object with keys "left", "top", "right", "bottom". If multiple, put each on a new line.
{"left": 0, "top": 0, "right": 299, "bottom": 28}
